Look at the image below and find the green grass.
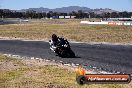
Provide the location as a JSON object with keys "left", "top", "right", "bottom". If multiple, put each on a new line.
{"left": 0, "top": 70, "right": 23, "bottom": 83}
{"left": 0, "top": 19, "right": 132, "bottom": 43}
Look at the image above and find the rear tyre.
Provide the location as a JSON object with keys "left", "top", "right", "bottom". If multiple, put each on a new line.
{"left": 69, "top": 50, "right": 75, "bottom": 58}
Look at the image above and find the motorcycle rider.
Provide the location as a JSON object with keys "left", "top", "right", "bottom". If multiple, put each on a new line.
{"left": 49, "top": 34, "right": 75, "bottom": 57}
{"left": 49, "top": 34, "right": 59, "bottom": 52}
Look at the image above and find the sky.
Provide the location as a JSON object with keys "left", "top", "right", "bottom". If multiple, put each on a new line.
{"left": 0, "top": 0, "right": 132, "bottom": 11}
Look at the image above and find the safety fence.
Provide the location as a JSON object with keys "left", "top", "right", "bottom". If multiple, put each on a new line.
{"left": 80, "top": 21, "right": 132, "bottom": 26}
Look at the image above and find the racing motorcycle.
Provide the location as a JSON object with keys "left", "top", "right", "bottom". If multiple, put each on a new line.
{"left": 49, "top": 37, "right": 75, "bottom": 58}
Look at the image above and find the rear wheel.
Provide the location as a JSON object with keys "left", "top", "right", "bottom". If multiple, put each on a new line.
{"left": 69, "top": 50, "right": 75, "bottom": 58}
{"left": 60, "top": 50, "right": 75, "bottom": 58}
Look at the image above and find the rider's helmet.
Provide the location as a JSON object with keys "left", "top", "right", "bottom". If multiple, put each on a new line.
{"left": 52, "top": 34, "right": 58, "bottom": 42}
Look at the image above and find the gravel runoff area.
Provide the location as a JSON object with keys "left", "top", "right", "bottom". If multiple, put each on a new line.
{"left": 1, "top": 53, "right": 76, "bottom": 71}
{"left": 1, "top": 53, "right": 117, "bottom": 74}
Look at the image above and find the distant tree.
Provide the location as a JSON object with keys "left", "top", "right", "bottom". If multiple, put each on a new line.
{"left": 26, "top": 10, "right": 36, "bottom": 19}
{"left": 128, "top": 12, "right": 132, "bottom": 18}
{"left": 42, "top": 12, "right": 46, "bottom": 18}
{"left": 0, "top": 9, "right": 3, "bottom": 13}
{"left": 95, "top": 14, "right": 101, "bottom": 18}
{"left": 111, "top": 12, "right": 118, "bottom": 18}
{"left": 13, "top": 11, "right": 23, "bottom": 18}
{"left": 83, "top": 12, "right": 89, "bottom": 18}
{"left": 103, "top": 12, "right": 111, "bottom": 18}
{"left": 1, "top": 8, "right": 132, "bottom": 19}
{"left": 71, "top": 11, "right": 77, "bottom": 16}
{"left": 36, "top": 13, "right": 44, "bottom": 19}
{"left": 46, "top": 12, "right": 51, "bottom": 18}
{"left": 77, "top": 10, "right": 83, "bottom": 18}
{"left": 118, "top": 11, "right": 129, "bottom": 18}
{"left": 122, "top": 11, "right": 129, "bottom": 18}
{"left": 89, "top": 12, "right": 95, "bottom": 18}
{"left": 60, "top": 13, "right": 67, "bottom": 16}
{"left": 0, "top": 9, "right": 4, "bottom": 18}
{"left": 46, "top": 11, "right": 54, "bottom": 18}
{"left": 68, "top": 11, "right": 78, "bottom": 18}
{"left": 69, "top": 11, "right": 77, "bottom": 17}
{"left": 4, "top": 9, "right": 13, "bottom": 18}
{"left": 52, "top": 12, "right": 59, "bottom": 16}
{"left": 119, "top": 12, "right": 123, "bottom": 18}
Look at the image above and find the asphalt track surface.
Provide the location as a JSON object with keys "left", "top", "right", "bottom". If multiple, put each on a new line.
{"left": 0, "top": 19, "right": 28, "bottom": 25}
{"left": 0, "top": 40, "right": 132, "bottom": 74}
{"left": 0, "top": 20, "right": 18, "bottom": 25}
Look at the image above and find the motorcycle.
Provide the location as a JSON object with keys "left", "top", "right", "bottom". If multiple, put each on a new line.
{"left": 49, "top": 37, "right": 75, "bottom": 58}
